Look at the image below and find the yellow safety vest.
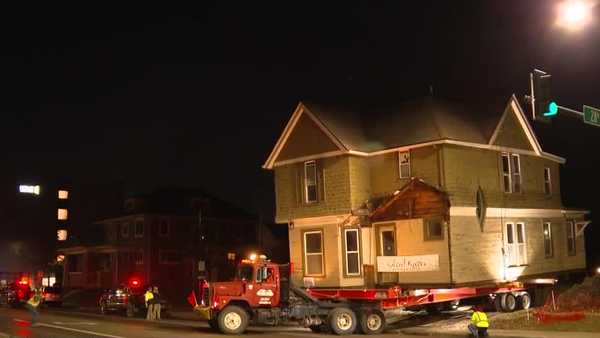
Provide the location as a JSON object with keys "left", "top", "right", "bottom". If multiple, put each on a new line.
{"left": 144, "top": 291, "right": 154, "bottom": 306}
{"left": 471, "top": 311, "right": 489, "bottom": 328}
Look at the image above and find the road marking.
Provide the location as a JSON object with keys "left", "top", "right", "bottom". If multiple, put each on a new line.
{"left": 52, "top": 321, "right": 98, "bottom": 325}
{"left": 37, "top": 323, "right": 127, "bottom": 338}
{"left": 0, "top": 332, "right": 9, "bottom": 337}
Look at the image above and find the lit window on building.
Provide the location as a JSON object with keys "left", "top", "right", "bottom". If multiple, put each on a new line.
{"left": 58, "top": 209, "right": 68, "bottom": 220}
{"left": 57, "top": 229, "right": 68, "bottom": 241}
{"left": 58, "top": 190, "right": 69, "bottom": 199}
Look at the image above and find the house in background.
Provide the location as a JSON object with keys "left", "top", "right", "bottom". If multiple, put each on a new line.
{"left": 58, "top": 188, "right": 258, "bottom": 301}
{"left": 264, "top": 95, "right": 590, "bottom": 288}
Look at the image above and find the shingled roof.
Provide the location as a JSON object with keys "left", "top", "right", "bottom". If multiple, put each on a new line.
{"left": 303, "top": 96, "right": 504, "bottom": 153}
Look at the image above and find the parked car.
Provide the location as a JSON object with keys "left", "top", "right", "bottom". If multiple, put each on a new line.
{"left": 41, "top": 286, "right": 62, "bottom": 307}
{"left": 0, "top": 281, "right": 32, "bottom": 308}
{"left": 99, "top": 285, "right": 170, "bottom": 318}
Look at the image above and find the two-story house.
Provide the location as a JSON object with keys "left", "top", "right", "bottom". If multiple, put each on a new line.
{"left": 58, "top": 188, "right": 258, "bottom": 300}
{"left": 264, "top": 95, "right": 590, "bottom": 288}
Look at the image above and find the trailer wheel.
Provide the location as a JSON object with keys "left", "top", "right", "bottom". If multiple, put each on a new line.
{"left": 218, "top": 305, "right": 249, "bottom": 334}
{"left": 359, "top": 310, "right": 385, "bottom": 335}
{"left": 328, "top": 307, "right": 357, "bottom": 335}
{"left": 517, "top": 292, "right": 532, "bottom": 310}
{"left": 495, "top": 293, "right": 517, "bottom": 312}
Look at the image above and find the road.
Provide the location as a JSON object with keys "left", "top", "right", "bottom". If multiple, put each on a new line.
{"left": 0, "top": 306, "right": 471, "bottom": 338}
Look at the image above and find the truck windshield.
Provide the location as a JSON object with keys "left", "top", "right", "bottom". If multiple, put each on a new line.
{"left": 236, "top": 265, "right": 254, "bottom": 281}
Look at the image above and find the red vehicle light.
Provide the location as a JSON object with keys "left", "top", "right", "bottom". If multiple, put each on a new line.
{"left": 18, "top": 277, "right": 29, "bottom": 286}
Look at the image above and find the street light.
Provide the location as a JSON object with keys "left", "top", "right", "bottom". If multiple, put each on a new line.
{"left": 556, "top": 0, "right": 594, "bottom": 31}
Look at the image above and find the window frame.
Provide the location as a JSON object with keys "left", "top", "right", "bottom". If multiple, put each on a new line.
{"left": 398, "top": 151, "right": 411, "bottom": 179}
{"left": 343, "top": 228, "right": 361, "bottom": 276}
{"left": 501, "top": 153, "right": 512, "bottom": 193}
{"left": 543, "top": 222, "right": 553, "bottom": 258}
{"left": 567, "top": 221, "right": 577, "bottom": 256}
{"left": 424, "top": 218, "right": 444, "bottom": 241}
{"left": 505, "top": 222, "right": 527, "bottom": 266}
{"left": 134, "top": 219, "right": 144, "bottom": 238}
{"left": 543, "top": 167, "right": 552, "bottom": 195}
{"left": 511, "top": 154, "right": 522, "bottom": 193}
{"left": 501, "top": 153, "right": 522, "bottom": 193}
{"left": 121, "top": 222, "right": 129, "bottom": 238}
{"left": 159, "top": 218, "right": 170, "bottom": 238}
{"left": 135, "top": 250, "right": 144, "bottom": 265}
{"left": 304, "top": 160, "right": 318, "bottom": 204}
{"left": 303, "top": 230, "right": 324, "bottom": 277}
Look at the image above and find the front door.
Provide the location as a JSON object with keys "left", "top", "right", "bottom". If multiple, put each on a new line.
{"left": 378, "top": 225, "right": 398, "bottom": 284}
{"left": 505, "top": 222, "right": 527, "bottom": 266}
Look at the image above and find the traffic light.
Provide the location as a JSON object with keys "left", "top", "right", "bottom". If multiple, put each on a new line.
{"left": 530, "top": 69, "right": 558, "bottom": 123}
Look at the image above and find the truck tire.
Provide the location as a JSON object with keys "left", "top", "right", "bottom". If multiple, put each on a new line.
{"left": 359, "top": 310, "right": 385, "bottom": 335}
{"left": 517, "top": 292, "right": 532, "bottom": 310}
{"left": 218, "top": 305, "right": 249, "bottom": 335}
{"left": 328, "top": 307, "right": 357, "bottom": 335}
{"left": 495, "top": 293, "right": 517, "bottom": 312}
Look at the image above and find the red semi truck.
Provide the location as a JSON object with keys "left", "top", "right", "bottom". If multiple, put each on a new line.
{"left": 190, "top": 255, "right": 550, "bottom": 335}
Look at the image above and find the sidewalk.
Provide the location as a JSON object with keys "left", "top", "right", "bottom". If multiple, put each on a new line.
{"left": 401, "top": 326, "right": 600, "bottom": 338}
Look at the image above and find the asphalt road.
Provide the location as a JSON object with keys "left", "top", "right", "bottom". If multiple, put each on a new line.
{"left": 0, "top": 306, "right": 475, "bottom": 338}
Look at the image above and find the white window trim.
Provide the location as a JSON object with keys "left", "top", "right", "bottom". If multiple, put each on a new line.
{"left": 398, "top": 151, "right": 411, "bottom": 179}
{"left": 567, "top": 221, "right": 577, "bottom": 256}
{"left": 135, "top": 250, "right": 144, "bottom": 265}
{"left": 344, "top": 229, "right": 361, "bottom": 276}
{"left": 543, "top": 222, "right": 553, "bottom": 258}
{"left": 544, "top": 167, "right": 552, "bottom": 195}
{"left": 501, "top": 153, "right": 512, "bottom": 193}
{"left": 511, "top": 154, "right": 521, "bottom": 193}
{"left": 121, "top": 223, "right": 129, "bottom": 238}
{"left": 505, "top": 222, "right": 527, "bottom": 266}
{"left": 303, "top": 230, "right": 324, "bottom": 276}
{"left": 159, "top": 219, "right": 170, "bottom": 237}
{"left": 304, "top": 160, "right": 318, "bottom": 204}
{"left": 134, "top": 220, "right": 144, "bottom": 238}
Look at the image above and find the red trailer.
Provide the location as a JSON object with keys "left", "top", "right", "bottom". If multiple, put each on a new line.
{"left": 190, "top": 256, "right": 552, "bottom": 335}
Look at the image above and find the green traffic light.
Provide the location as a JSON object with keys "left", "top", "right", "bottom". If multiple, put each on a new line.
{"left": 544, "top": 101, "right": 558, "bottom": 117}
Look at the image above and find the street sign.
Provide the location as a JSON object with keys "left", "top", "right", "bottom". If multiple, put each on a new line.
{"left": 583, "top": 105, "right": 600, "bottom": 127}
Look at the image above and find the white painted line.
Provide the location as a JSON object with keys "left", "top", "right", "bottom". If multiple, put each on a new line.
{"left": 37, "top": 323, "right": 127, "bottom": 338}
{"left": 13, "top": 318, "right": 28, "bottom": 323}
{"left": 52, "top": 321, "right": 98, "bottom": 325}
{"left": 0, "top": 331, "right": 9, "bottom": 338}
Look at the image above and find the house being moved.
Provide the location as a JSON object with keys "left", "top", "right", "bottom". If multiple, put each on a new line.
{"left": 263, "top": 95, "right": 589, "bottom": 288}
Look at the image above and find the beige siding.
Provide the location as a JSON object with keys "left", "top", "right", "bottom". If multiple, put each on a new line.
{"left": 349, "top": 156, "right": 371, "bottom": 209}
{"left": 442, "top": 145, "right": 562, "bottom": 209}
{"left": 450, "top": 215, "right": 586, "bottom": 284}
{"left": 277, "top": 113, "right": 339, "bottom": 161}
{"left": 492, "top": 107, "right": 534, "bottom": 150}
{"left": 393, "top": 219, "right": 451, "bottom": 284}
{"left": 274, "top": 156, "right": 352, "bottom": 224}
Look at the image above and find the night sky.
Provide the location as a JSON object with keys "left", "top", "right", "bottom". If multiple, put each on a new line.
{"left": 1, "top": 2, "right": 599, "bottom": 270}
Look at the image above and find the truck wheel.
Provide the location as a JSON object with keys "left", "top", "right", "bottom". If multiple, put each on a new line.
{"left": 328, "top": 307, "right": 357, "bottom": 335}
{"left": 218, "top": 305, "right": 249, "bottom": 335}
{"left": 495, "top": 293, "right": 517, "bottom": 312}
{"left": 517, "top": 292, "right": 532, "bottom": 310}
{"left": 359, "top": 310, "right": 385, "bottom": 335}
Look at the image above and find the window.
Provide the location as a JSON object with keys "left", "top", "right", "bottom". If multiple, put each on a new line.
{"left": 344, "top": 229, "right": 361, "bottom": 276}
{"left": 399, "top": 151, "right": 411, "bottom": 178}
{"left": 58, "top": 208, "right": 68, "bottom": 220}
{"left": 543, "top": 222, "right": 553, "bottom": 258}
{"left": 159, "top": 250, "right": 182, "bottom": 264}
{"left": 501, "top": 153, "right": 521, "bottom": 193}
{"left": 544, "top": 167, "right": 552, "bottom": 195}
{"left": 304, "top": 161, "right": 318, "bottom": 203}
{"left": 505, "top": 222, "right": 527, "bottom": 266}
{"left": 475, "top": 187, "right": 486, "bottom": 229}
{"left": 567, "top": 221, "right": 576, "bottom": 256}
{"left": 134, "top": 220, "right": 144, "bottom": 238}
{"left": 58, "top": 190, "right": 69, "bottom": 199}
{"left": 121, "top": 223, "right": 129, "bottom": 238}
{"left": 303, "top": 231, "right": 324, "bottom": 276}
{"left": 424, "top": 218, "right": 444, "bottom": 241}
{"left": 135, "top": 250, "right": 144, "bottom": 265}
{"left": 159, "top": 219, "right": 170, "bottom": 237}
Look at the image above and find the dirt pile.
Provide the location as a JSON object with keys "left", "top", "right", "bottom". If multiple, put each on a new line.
{"left": 555, "top": 275, "right": 600, "bottom": 312}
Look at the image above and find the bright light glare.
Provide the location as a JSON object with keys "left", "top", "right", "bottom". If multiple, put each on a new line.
{"left": 596, "top": 266, "right": 600, "bottom": 274}
{"left": 249, "top": 253, "right": 257, "bottom": 261}
{"left": 557, "top": 1, "right": 594, "bottom": 31}
{"left": 19, "top": 185, "right": 40, "bottom": 195}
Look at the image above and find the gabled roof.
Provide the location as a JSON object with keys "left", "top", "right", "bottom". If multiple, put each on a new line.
{"left": 263, "top": 95, "right": 564, "bottom": 169}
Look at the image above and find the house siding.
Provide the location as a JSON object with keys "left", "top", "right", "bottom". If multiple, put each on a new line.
{"left": 492, "top": 107, "right": 534, "bottom": 150}
{"left": 277, "top": 113, "right": 340, "bottom": 162}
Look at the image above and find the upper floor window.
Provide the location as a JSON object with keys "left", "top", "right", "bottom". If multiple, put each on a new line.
{"left": 501, "top": 153, "right": 521, "bottom": 193}
{"left": 543, "top": 222, "right": 553, "bottom": 258}
{"left": 135, "top": 250, "right": 144, "bottom": 265}
{"left": 121, "top": 223, "right": 130, "bottom": 238}
{"left": 304, "top": 160, "right": 318, "bottom": 203}
{"left": 159, "top": 219, "right": 170, "bottom": 237}
{"left": 567, "top": 221, "right": 576, "bottom": 256}
{"left": 134, "top": 220, "right": 144, "bottom": 238}
{"left": 544, "top": 167, "right": 552, "bottom": 195}
{"left": 399, "top": 151, "right": 411, "bottom": 179}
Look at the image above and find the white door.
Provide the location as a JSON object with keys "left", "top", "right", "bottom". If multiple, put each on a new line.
{"left": 505, "top": 222, "right": 526, "bottom": 266}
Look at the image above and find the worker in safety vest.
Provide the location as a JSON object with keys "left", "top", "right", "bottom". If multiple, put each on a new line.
{"left": 468, "top": 305, "right": 489, "bottom": 337}
{"left": 144, "top": 287, "right": 155, "bottom": 320}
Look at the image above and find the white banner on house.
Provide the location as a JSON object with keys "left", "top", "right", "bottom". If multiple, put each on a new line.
{"left": 376, "top": 255, "right": 440, "bottom": 272}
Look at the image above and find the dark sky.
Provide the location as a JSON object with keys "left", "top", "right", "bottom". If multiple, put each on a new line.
{"left": 1, "top": 2, "right": 599, "bottom": 269}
